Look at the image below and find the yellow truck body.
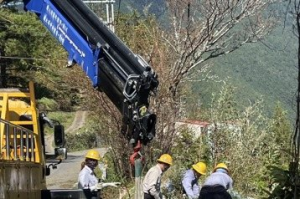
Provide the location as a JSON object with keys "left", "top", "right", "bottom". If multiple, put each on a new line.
{"left": 0, "top": 81, "right": 46, "bottom": 199}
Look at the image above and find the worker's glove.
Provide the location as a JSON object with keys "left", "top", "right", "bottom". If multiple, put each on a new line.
{"left": 96, "top": 182, "right": 121, "bottom": 189}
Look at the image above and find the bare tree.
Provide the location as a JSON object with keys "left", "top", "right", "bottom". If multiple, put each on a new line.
{"left": 142, "top": 0, "right": 278, "bottom": 155}
{"left": 164, "top": 0, "right": 276, "bottom": 95}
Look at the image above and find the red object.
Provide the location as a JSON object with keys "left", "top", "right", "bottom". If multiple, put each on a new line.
{"left": 133, "top": 140, "right": 142, "bottom": 152}
{"left": 130, "top": 141, "right": 143, "bottom": 165}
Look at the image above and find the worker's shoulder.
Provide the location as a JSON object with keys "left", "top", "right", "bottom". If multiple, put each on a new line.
{"left": 182, "top": 168, "right": 192, "bottom": 176}
{"left": 79, "top": 165, "right": 91, "bottom": 174}
{"left": 147, "top": 164, "right": 160, "bottom": 172}
{"left": 211, "top": 172, "right": 232, "bottom": 179}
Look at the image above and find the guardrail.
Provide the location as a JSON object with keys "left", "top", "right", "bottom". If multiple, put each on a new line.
{"left": 0, "top": 118, "right": 38, "bottom": 162}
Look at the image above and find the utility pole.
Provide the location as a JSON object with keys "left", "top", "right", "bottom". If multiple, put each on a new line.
{"left": 292, "top": 4, "right": 300, "bottom": 198}
{"left": 82, "top": 2, "right": 145, "bottom": 199}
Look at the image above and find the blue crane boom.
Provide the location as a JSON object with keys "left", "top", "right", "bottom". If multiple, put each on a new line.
{"left": 23, "top": 0, "right": 159, "bottom": 146}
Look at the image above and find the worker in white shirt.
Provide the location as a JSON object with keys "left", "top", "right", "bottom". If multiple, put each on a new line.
{"left": 142, "top": 154, "right": 173, "bottom": 199}
{"left": 78, "top": 149, "right": 101, "bottom": 199}
{"left": 78, "top": 149, "right": 120, "bottom": 199}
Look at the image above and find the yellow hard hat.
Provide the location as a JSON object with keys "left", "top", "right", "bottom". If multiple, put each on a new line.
{"left": 214, "top": 162, "right": 228, "bottom": 172}
{"left": 157, "top": 154, "right": 173, "bottom": 165}
{"left": 85, "top": 149, "right": 101, "bottom": 161}
{"left": 192, "top": 162, "right": 207, "bottom": 175}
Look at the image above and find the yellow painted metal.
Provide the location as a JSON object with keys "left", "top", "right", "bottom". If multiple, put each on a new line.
{"left": 28, "top": 81, "right": 41, "bottom": 163}
{"left": 0, "top": 81, "right": 42, "bottom": 163}
{"left": 0, "top": 81, "right": 47, "bottom": 198}
{"left": 0, "top": 94, "right": 8, "bottom": 154}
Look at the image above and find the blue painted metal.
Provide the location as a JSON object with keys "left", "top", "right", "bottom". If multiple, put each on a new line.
{"left": 24, "top": 0, "right": 100, "bottom": 86}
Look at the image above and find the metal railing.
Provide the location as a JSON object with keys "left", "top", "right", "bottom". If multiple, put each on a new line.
{"left": 83, "top": 0, "right": 115, "bottom": 32}
{"left": 0, "top": 118, "right": 38, "bottom": 162}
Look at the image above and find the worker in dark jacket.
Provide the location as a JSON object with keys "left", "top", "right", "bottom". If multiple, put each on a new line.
{"left": 199, "top": 163, "right": 233, "bottom": 199}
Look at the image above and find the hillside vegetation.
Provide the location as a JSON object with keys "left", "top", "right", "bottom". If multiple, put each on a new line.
{"left": 0, "top": 1, "right": 297, "bottom": 198}
{"left": 117, "top": 0, "right": 298, "bottom": 121}
{"left": 194, "top": 25, "right": 298, "bottom": 121}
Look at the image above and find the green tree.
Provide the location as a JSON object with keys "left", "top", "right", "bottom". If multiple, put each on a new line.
{"left": 200, "top": 89, "right": 293, "bottom": 198}
{"left": 262, "top": 103, "right": 294, "bottom": 198}
{"left": 0, "top": 8, "right": 87, "bottom": 110}
{"left": 269, "top": 103, "right": 292, "bottom": 165}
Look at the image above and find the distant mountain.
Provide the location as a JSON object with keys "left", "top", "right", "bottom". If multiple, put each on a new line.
{"left": 193, "top": 25, "right": 298, "bottom": 120}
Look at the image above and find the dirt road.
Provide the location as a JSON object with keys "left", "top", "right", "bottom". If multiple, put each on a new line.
{"left": 65, "top": 111, "right": 87, "bottom": 133}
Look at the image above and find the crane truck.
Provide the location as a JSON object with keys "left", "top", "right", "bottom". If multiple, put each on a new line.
{"left": 0, "top": 0, "right": 159, "bottom": 198}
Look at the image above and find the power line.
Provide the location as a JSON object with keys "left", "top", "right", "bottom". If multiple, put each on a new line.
{"left": 0, "top": 55, "right": 66, "bottom": 62}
